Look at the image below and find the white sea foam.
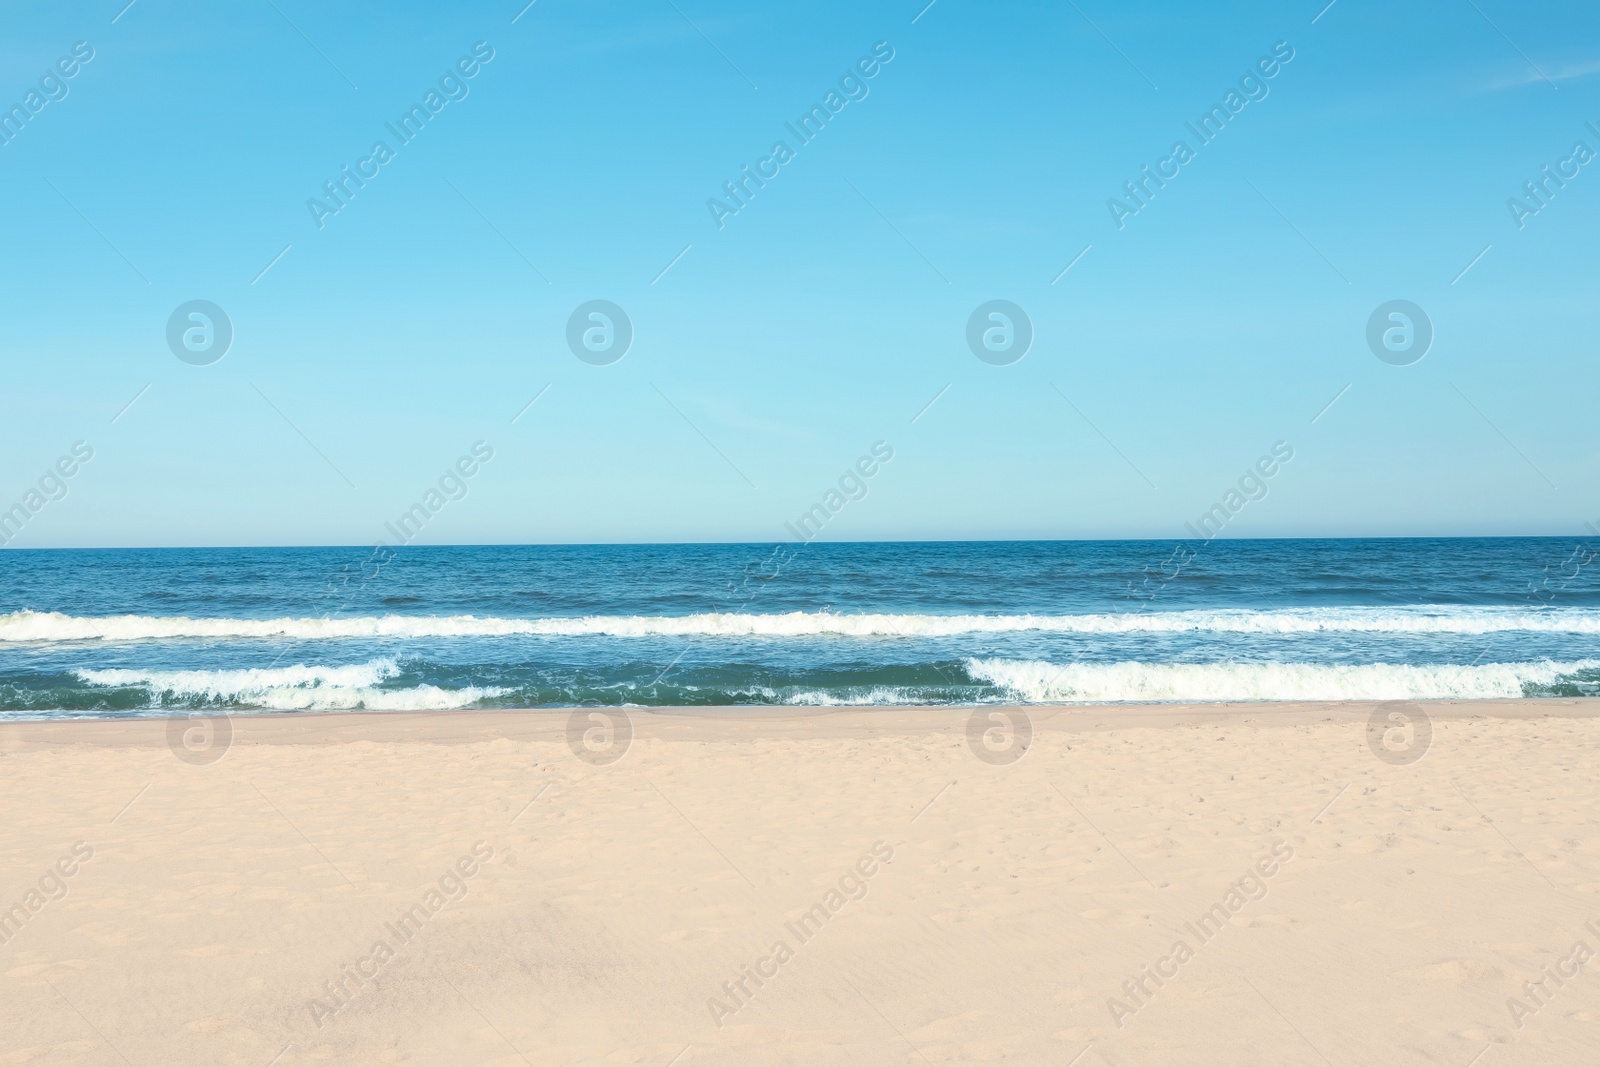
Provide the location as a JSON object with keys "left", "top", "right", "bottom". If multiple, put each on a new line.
{"left": 9, "top": 605, "right": 1600, "bottom": 643}
{"left": 74, "top": 659, "right": 502, "bottom": 711}
{"left": 963, "top": 657, "right": 1600, "bottom": 703}
{"left": 784, "top": 686, "right": 950, "bottom": 706}
{"left": 61, "top": 654, "right": 1600, "bottom": 708}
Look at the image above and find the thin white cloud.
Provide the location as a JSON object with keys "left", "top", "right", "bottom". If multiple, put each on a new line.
{"left": 1488, "top": 57, "right": 1600, "bottom": 89}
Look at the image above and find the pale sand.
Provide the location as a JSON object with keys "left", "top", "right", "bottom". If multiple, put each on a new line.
{"left": 4, "top": 700, "right": 1600, "bottom": 1065}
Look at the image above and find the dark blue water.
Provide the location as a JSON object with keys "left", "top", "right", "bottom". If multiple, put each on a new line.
{"left": 2, "top": 538, "right": 1599, "bottom": 717}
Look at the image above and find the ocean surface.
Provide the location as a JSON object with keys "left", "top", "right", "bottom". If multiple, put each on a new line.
{"left": 2, "top": 538, "right": 1599, "bottom": 719}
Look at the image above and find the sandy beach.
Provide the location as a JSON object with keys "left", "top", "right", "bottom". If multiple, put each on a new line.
{"left": 5, "top": 700, "right": 1600, "bottom": 1066}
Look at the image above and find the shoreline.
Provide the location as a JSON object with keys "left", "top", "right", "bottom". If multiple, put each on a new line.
{"left": 5, "top": 697, "right": 1600, "bottom": 749}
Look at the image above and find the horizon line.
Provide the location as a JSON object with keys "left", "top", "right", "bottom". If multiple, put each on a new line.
{"left": 1, "top": 532, "right": 1593, "bottom": 552}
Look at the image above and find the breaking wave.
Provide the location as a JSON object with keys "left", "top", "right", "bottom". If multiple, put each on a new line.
{"left": 73, "top": 659, "right": 502, "bottom": 711}
{"left": 963, "top": 657, "right": 1600, "bottom": 703}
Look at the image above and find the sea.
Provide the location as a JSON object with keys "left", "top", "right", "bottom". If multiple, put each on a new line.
{"left": 2, "top": 538, "right": 1598, "bottom": 719}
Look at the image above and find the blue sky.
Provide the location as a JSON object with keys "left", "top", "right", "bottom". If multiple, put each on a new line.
{"left": 1, "top": 0, "right": 1597, "bottom": 547}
